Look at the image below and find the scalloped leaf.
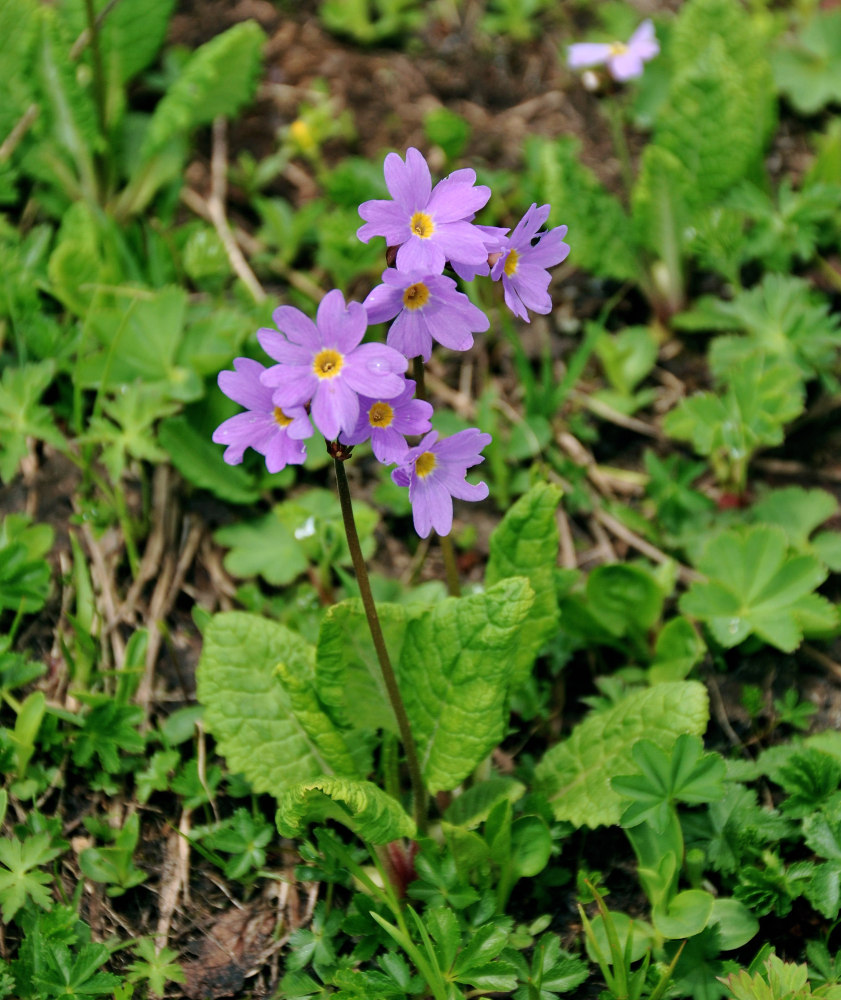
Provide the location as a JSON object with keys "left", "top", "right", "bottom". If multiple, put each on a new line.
{"left": 534, "top": 681, "right": 709, "bottom": 828}
{"left": 315, "top": 599, "right": 408, "bottom": 734}
{"left": 276, "top": 777, "right": 415, "bottom": 844}
{"left": 197, "top": 612, "right": 343, "bottom": 795}
{"left": 401, "top": 577, "right": 534, "bottom": 793}
{"left": 485, "top": 482, "right": 561, "bottom": 688}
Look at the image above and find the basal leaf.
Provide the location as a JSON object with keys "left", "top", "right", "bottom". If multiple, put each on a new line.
{"left": 680, "top": 525, "right": 834, "bottom": 652}
{"left": 275, "top": 653, "right": 366, "bottom": 778}
{"left": 142, "top": 21, "right": 265, "bottom": 159}
{"left": 400, "top": 578, "right": 534, "bottom": 793}
{"left": 534, "top": 681, "right": 709, "bottom": 828}
{"left": 315, "top": 599, "right": 408, "bottom": 734}
{"left": 485, "top": 482, "right": 561, "bottom": 687}
{"left": 197, "top": 612, "right": 334, "bottom": 795}
{"left": 276, "top": 776, "right": 415, "bottom": 843}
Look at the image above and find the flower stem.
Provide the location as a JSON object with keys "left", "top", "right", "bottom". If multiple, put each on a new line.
{"left": 332, "top": 455, "right": 428, "bottom": 834}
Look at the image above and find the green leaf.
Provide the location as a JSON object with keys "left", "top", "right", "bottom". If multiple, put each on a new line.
{"left": 276, "top": 776, "right": 415, "bottom": 843}
{"left": 443, "top": 776, "right": 525, "bottom": 829}
{"left": 142, "top": 21, "right": 265, "bottom": 159}
{"left": 535, "top": 681, "right": 710, "bottom": 828}
{"left": 158, "top": 415, "right": 261, "bottom": 505}
{"left": 0, "top": 361, "right": 63, "bottom": 484}
{"left": 773, "top": 10, "right": 841, "bottom": 114}
{"left": 275, "top": 650, "right": 365, "bottom": 778}
{"left": 315, "top": 599, "right": 407, "bottom": 734}
{"left": 0, "top": 831, "right": 61, "bottom": 922}
{"left": 612, "top": 734, "right": 725, "bottom": 832}
{"left": 400, "top": 577, "right": 534, "bottom": 793}
{"left": 653, "top": 888, "right": 714, "bottom": 940}
{"left": 214, "top": 489, "right": 378, "bottom": 585}
{"left": 707, "top": 898, "right": 759, "bottom": 951}
{"left": 485, "top": 482, "right": 561, "bottom": 687}
{"left": 197, "top": 612, "right": 335, "bottom": 795}
{"left": 751, "top": 487, "right": 841, "bottom": 571}
{"left": 679, "top": 525, "right": 836, "bottom": 652}
{"left": 648, "top": 616, "right": 705, "bottom": 684}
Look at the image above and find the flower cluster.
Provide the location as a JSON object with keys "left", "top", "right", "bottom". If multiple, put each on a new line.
{"left": 214, "top": 148, "right": 570, "bottom": 537}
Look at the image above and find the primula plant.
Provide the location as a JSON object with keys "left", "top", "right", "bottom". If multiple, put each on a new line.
{"left": 207, "top": 147, "right": 570, "bottom": 832}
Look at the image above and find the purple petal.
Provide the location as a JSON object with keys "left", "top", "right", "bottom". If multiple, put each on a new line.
{"left": 217, "top": 358, "right": 274, "bottom": 411}
{"left": 384, "top": 147, "right": 431, "bottom": 211}
{"left": 363, "top": 281, "right": 404, "bottom": 324}
{"left": 609, "top": 51, "right": 645, "bottom": 81}
{"left": 427, "top": 178, "right": 491, "bottom": 223}
{"left": 448, "top": 478, "right": 489, "bottom": 503}
{"left": 263, "top": 433, "right": 306, "bottom": 473}
{"left": 434, "top": 221, "right": 490, "bottom": 265}
{"left": 387, "top": 310, "right": 433, "bottom": 362}
{"left": 371, "top": 426, "right": 410, "bottom": 465}
{"left": 357, "top": 201, "right": 410, "bottom": 245}
{"left": 410, "top": 478, "right": 454, "bottom": 537}
{"left": 343, "top": 343, "right": 407, "bottom": 397}
{"left": 567, "top": 42, "right": 611, "bottom": 69}
{"left": 435, "top": 428, "right": 492, "bottom": 464}
{"left": 257, "top": 332, "right": 312, "bottom": 367}
{"left": 392, "top": 466, "right": 411, "bottom": 488}
{"left": 628, "top": 19, "right": 658, "bottom": 60}
{"left": 396, "top": 237, "right": 446, "bottom": 273}
{"left": 317, "top": 289, "right": 367, "bottom": 352}
{"left": 311, "top": 377, "right": 360, "bottom": 440}
{"left": 271, "top": 307, "right": 319, "bottom": 347}
{"left": 269, "top": 370, "right": 318, "bottom": 407}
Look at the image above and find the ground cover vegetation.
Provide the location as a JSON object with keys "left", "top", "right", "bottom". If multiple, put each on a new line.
{"left": 1, "top": 0, "right": 841, "bottom": 996}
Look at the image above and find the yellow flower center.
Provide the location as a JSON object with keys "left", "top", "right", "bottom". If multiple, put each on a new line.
{"left": 415, "top": 451, "right": 437, "bottom": 478}
{"left": 504, "top": 248, "right": 520, "bottom": 277}
{"left": 402, "top": 282, "right": 430, "bottom": 310}
{"left": 313, "top": 348, "right": 344, "bottom": 380}
{"left": 609, "top": 41, "right": 628, "bottom": 56}
{"left": 273, "top": 406, "right": 293, "bottom": 427}
{"left": 410, "top": 211, "right": 435, "bottom": 239}
{"left": 367, "top": 401, "right": 394, "bottom": 429}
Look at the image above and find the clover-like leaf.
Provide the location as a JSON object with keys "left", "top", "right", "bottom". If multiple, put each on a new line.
{"left": 400, "top": 577, "right": 534, "bottom": 793}
{"left": 773, "top": 10, "right": 841, "bottom": 114}
{"left": 751, "top": 487, "right": 841, "bottom": 573}
{"left": 276, "top": 776, "right": 415, "bottom": 844}
{"left": 535, "top": 682, "right": 710, "bottom": 828}
{"left": 679, "top": 525, "right": 837, "bottom": 652}
{"left": 612, "top": 734, "right": 725, "bottom": 832}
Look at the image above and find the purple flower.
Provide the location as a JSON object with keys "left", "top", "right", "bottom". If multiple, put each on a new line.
{"left": 490, "top": 204, "right": 570, "bottom": 323}
{"left": 392, "top": 429, "right": 491, "bottom": 538}
{"left": 341, "top": 378, "right": 433, "bottom": 465}
{"left": 363, "top": 268, "right": 490, "bottom": 362}
{"left": 357, "top": 148, "right": 491, "bottom": 274}
{"left": 567, "top": 20, "right": 659, "bottom": 81}
{"left": 450, "top": 225, "right": 510, "bottom": 282}
{"left": 258, "top": 289, "right": 408, "bottom": 441}
{"left": 213, "top": 357, "right": 312, "bottom": 473}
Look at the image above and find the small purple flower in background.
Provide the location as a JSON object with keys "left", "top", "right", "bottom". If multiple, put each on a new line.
{"left": 341, "top": 378, "right": 433, "bottom": 465}
{"left": 567, "top": 19, "right": 659, "bottom": 82}
{"left": 491, "top": 204, "right": 570, "bottom": 323}
{"left": 258, "top": 289, "right": 407, "bottom": 442}
{"left": 213, "top": 358, "right": 312, "bottom": 473}
{"left": 357, "top": 148, "right": 491, "bottom": 274}
{"left": 363, "top": 268, "right": 490, "bottom": 362}
{"left": 392, "top": 429, "right": 491, "bottom": 538}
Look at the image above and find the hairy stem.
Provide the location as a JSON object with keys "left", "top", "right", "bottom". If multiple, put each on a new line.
{"left": 333, "top": 456, "right": 428, "bottom": 833}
